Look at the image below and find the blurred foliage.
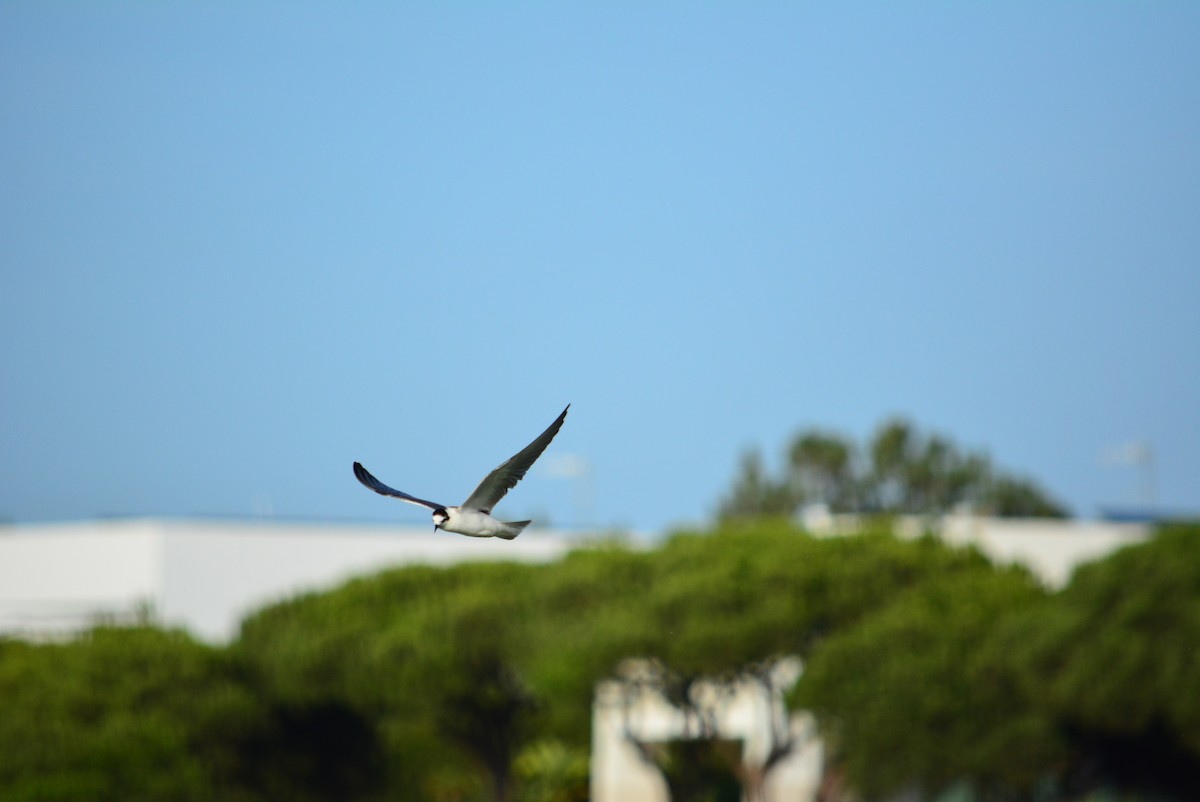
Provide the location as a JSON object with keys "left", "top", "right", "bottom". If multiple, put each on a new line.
{"left": 1, "top": 521, "right": 1196, "bottom": 802}
{"left": 795, "top": 522, "right": 1200, "bottom": 802}
{"left": 721, "top": 418, "right": 1069, "bottom": 519}
{"left": 0, "top": 626, "right": 253, "bottom": 802}
{"left": 653, "top": 738, "right": 743, "bottom": 802}
{"left": 794, "top": 568, "right": 1063, "bottom": 797}
{"left": 1014, "top": 523, "right": 1200, "bottom": 799}
{"left": 513, "top": 740, "right": 589, "bottom": 802}
{"left": 0, "top": 625, "right": 384, "bottom": 802}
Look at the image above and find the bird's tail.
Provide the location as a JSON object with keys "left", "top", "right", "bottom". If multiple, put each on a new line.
{"left": 497, "top": 520, "right": 531, "bottom": 540}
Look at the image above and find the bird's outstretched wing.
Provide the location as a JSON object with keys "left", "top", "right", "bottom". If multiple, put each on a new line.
{"left": 462, "top": 404, "right": 569, "bottom": 513}
{"left": 353, "top": 462, "right": 445, "bottom": 511}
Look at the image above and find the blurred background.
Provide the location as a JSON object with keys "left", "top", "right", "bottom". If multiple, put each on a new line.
{"left": 2, "top": 4, "right": 1199, "bottom": 802}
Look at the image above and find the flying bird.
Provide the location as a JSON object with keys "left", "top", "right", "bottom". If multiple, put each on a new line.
{"left": 353, "top": 404, "right": 570, "bottom": 539}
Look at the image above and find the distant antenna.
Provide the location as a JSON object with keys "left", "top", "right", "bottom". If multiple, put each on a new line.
{"left": 1102, "top": 440, "right": 1156, "bottom": 507}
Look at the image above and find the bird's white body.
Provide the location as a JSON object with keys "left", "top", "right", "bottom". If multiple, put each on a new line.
{"left": 353, "top": 405, "right": 569, "bottom": 541}
{"left": 436, "top": 507, "right": 528, "bottom": 539}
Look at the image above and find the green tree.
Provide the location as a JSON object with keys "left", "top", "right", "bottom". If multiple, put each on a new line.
{"left": 0, "top": 626, "right": 282, "bottom": 802}
{"left": 786, "top": 431, "right": 859, "bottom": 512}
{"left": 236, "top": 564, "right": 471, "bottom": 799}
{"left": 723, "top": 417, "right": 1068, "bottom": 519}
{"left": 978, "top": 474, "right": 1072, "bottom": 518}
{"left": 794, "top": 568, "right": 1061, "bottom": 798}
{"left": 512, "top": 740, "right": 589, "bottom": 802}
{"left": 1016, "top": 524, "right": 1200, "bottom": 799}
{"left": 237, "top": 558, "right": 607, "bottom": 802}
{"left": 866, "top": 417, "right": 918, "bottom": 511}
{"left": 413, "top": 563, "right": 543, "bottom": 802}
{"left": 794, "top": 524, "right": 1200, "bottom": 801}
{"left": 594, "top": 522, "right": 998, "bottom": 801}
{"left": 521, "top": 544, "right": 657, "bottom": 741}
{"left": 717, "top": 449, "right": 795, "bottom": 520}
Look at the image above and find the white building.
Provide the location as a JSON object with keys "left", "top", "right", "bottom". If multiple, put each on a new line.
{"left": 592, "top": 658, "right": 822, "bottom": 802}
{"left": 802, "top": 506, "right": 1151, "bottom": 589}
{"left": 0, "top": 517, "right": 571, "bottom": 642}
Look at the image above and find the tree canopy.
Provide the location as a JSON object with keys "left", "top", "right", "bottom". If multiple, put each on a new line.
{"left": 2, "top": 521, "right": 1196, "bottom": 802}
{"left": 0, "top": 625, "right": 384, "bottom": 802}
{"left": 794, "top": 523, "right": 1200, "bottom": 801}
{"left": 794, "top": 568, "right": 1062, "bottom": 797}
{"left": 721, "top": 418, "right": 1069, "bottom": 519}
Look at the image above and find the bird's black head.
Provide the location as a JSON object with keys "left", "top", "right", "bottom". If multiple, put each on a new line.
{"left": 432, "top": 507, "right": 448, "bottom": 531}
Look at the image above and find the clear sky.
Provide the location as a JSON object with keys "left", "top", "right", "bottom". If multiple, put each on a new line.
{"left": 2, "top": 4, "right": 1198, "bottom": 533}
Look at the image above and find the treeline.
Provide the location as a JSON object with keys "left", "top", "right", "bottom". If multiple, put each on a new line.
{"left": 2, "top": 522, "right": 1197, "bottom": 802}
{"left": 721, "top": 418, "right": 1069, "bottom": 519}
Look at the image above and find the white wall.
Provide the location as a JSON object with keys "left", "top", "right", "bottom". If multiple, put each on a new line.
{"left": 157, "top": 520, "right": 572, "bottom": 640}
{"left": 0, "top": 518, "right": 572, "bottom": 641}
{"left": 934, "top": 514, "right": 1150, "bottom": 587}
{"left": 591, "top": 659, "right": 822, "bottom": 802}
{"left": 0, "top": 520, "right": 164, "bottom": 636}
{"left": 801, "top": 507, "right": 1152, "bottom": 588}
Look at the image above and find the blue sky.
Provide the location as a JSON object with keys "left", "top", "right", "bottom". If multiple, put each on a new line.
{"left": 2, "top": 4, "right": 1198, "bottom": 533}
